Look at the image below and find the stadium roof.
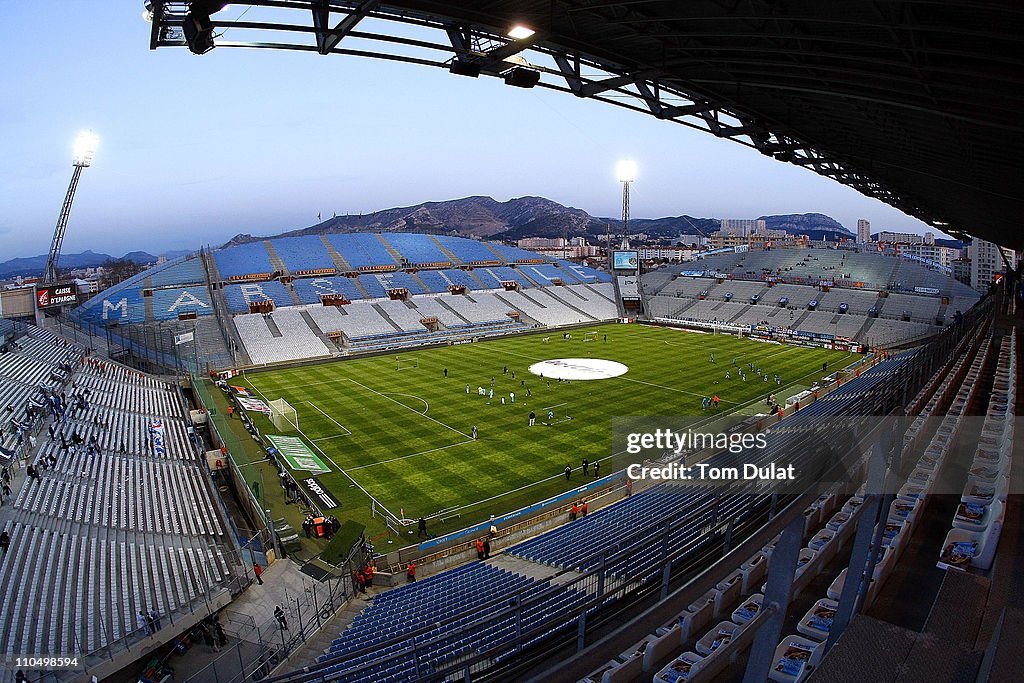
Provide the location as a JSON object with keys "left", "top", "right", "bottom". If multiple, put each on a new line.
{"left": 152, "top": 1, "right": 1024, "bottom": 249}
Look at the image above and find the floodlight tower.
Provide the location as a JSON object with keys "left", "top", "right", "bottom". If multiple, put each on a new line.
{"left": 45, "top": 131, "right": 99, "bottom": 284}
{"left": 616, "top": 160, "right": 637, "bottom": 249}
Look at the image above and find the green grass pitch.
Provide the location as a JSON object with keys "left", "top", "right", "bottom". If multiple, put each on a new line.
{"left": 239, "top": 322, "right": 856, "bottom": 543}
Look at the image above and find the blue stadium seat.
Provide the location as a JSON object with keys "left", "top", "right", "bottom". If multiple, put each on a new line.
{"left": 520, "top": 264, "right": 569, "bottom": 285}
{"left": 270, "top": 235, "right": 336, "bottom": 273}
{"left": 358, "top": 275, "right": 389, "bottom": 299}
{"left": 471, "top": 269, "right": 504, "bottom": 289}
{"left": 292, "top": 276, "right": 364, "bottom": 304}
{"left": 148, "top": 257, "right": 204, "bottom": 287}
{"left": 74, "top": 288, "right": 146, "bottom": 325}
{"left": 327, "top": 234, "right": 398, "bottom": 270}
{"left": 553, "top": 260, "right": 606, "bottom": 284}
{"left": 433, "top": 235, "right": 501, "bottom": 263}
{"left": 381, "top": 234, "right": 450, "bottom": 266}
{"left": 223, "top": 281, "right": 293, "bottom": 313}
{"left": 416, "top": 270, "right": 453, "bottom": 293}
{"left": 151, "top": 287, "right": 213, "bottom": 320}
{"left": 486, "top": 267, "right": 534, "bottom": 288}
{"left": 213, "top": 242, "right": 274, "bottom": 279}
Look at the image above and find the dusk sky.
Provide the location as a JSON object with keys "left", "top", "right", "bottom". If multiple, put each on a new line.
{"left": 0, "top": 2, "right": 943, "bottom": 261}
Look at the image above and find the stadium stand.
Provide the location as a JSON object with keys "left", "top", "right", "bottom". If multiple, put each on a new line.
{"left": 224, "top": 281, "right": 295, "bottom": 313}
{"left": 269, "top": 235, "right": 337, "bottom": 274}
{"left": 151, "top": 286, "right": 213, "bottom": 321}
{"left": 213, "top": 241, "right": 275, "bottom": 280}
{"left": 381, "top": 233, "right": 451, "bottom": 266}
{"left": 0, "top": 326, "right": 239, "bottom": 667}
{"left": 432, "top": 293, "right": 512, "bottom": 324}
{"left": 326, "top": 234, "right": 399, "bottom": 270}
{"left": 68, "top": 234, "right": 619, "bottom": 370}
{"left": 234, "top": 310, "right": 333, "bottom": 364}
{"left": 416, "top": 268, "right": 482, "bottom": 293}
{"left": 433, "top": 235, "right": 501, "bottom": 264}
{"left": 374, "top": 270, "right": 426, "bottom": 295}
{"left": 407, "top": 296, "right": 470, "bottom": 327}
{"left": 646, "top": 248, "right": 980, "bottom": 347}
{"left": 375, "top": 300, "right": 428, "bottom": 332}
{"left": 487, "top": 266, "right": 535, "bottom": 289}
{"left": 292, "top": 276, "right": 365, "bottom": 304}
{"left": 147, "top": 256, "right": 204, "bottom": 288}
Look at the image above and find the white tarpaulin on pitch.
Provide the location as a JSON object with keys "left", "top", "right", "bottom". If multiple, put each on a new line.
{"left": 528, "top": 358, "right": 629, "bottom": 381}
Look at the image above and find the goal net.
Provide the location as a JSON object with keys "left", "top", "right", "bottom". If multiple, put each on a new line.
{"left": 396, "top": 358, "right": 419, "bottom": 371}
{"left": 582, "top": 331, "right": 598, "bottom": 342}
{"left": 541, "top": 403, "right": 574, "bottom": 426}
{"left": 269, "top": 398, "right": 299, "bottom": 432}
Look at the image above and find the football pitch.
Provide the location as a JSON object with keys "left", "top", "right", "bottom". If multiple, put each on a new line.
{"left": 239, "top": 323, "right": 857, "bottom": 541}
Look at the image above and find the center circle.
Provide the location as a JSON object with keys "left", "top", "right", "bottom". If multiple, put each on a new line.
{"left": 528, "top": 358, "right": 629, "bottom": 381}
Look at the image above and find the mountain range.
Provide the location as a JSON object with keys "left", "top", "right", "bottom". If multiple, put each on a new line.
{"left": 225, "top": 195, "right": 855, "bottom": 247}
{"left": 0, "top": 249, "right": 193, "bottom": 280}
{"left": 1, "top": 197, "right": 865, "bottom": 278}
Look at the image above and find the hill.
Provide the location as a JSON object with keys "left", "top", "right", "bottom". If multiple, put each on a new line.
{"left": 0, "top": 249, "right": 190, "bottom": 280}
{"left": 226, "top": 196, "right": 851, "bottom": 246}
{"left": 758, "top": 213, "right": 855, "bottom": 241}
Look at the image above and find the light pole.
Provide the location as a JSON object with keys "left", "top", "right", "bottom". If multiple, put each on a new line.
{"left": 46, "top": 131, "right": 99, "bottom": 284}
{"left": 616, "top": 160, "right": 637, "bottom": 249}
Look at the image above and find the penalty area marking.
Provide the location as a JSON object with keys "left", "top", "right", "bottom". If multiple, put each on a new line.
{"left": 380, "top": 392, "right": 429, "bottom": 415}
{"left": 345, "top": 378, "right": 471, "bottom": 439}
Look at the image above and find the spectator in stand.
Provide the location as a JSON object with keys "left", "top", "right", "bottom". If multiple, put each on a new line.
{"left": 483, "top": 538, "right": 491, "bottom": 559}
{"left": 475, "top": 538, "right": 485, "bottom": 560}
{"left": 406, "top": 562, "right": 417, "bottom": 583}
{"left": 364, "top": 564, "right": 375, "bottom": 588}
{"left": 0, "top": 531, "right": 9, "bottom": 556}
{"left": 581, "top": 500, "right": 589, "bottom": 517}
{"left": 253, "top": 562, "right": 264, "bottom": 585}
{"left": 137, "top": 611, "right": 151, "bottom": 636}
{"left": 569, "top": 503, "right": 578, "bottom": 522}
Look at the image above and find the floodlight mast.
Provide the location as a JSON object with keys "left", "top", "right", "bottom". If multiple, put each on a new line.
{"left": 616, "top": 160, "right": 636, "bottom": 248}
{"left": 45, "top": 131, "right": 98, "bottom": 284}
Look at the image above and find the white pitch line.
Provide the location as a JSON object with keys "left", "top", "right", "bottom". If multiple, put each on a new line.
{"left": 306, "top": 401, "right": 352, "bottom": 435}
{"left": 344, "top": 378, "right": 472, "bottom": 439}
{"left": 346, "top": 440, "right": 475, "bottom": 472}
{"left": 380, "top": 392, "right": 430, "bottom": 415}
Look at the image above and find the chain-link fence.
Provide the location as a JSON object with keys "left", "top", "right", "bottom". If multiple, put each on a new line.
{"left": 181, "top": 571, "right": 351, "bottom": 683}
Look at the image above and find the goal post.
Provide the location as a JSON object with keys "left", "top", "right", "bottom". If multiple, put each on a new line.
{"left": 395, "top": 357, "right": 419, "bottom": 371}
{"left": 269, "top": 398, "right": 299, "bottom": 432}
{"left": 582, "top": 331, "right": 598, "bottom": 342}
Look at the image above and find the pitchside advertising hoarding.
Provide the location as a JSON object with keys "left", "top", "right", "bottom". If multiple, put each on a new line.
{"left": 35, "top": 282, "right": 78, "bottom": 309}
{"left": 613, "top": 251, "right": 639, "bottom": 269}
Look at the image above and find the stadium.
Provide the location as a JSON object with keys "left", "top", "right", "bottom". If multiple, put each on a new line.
{"left": 0, "top": 3, "right": 1022, "bottom": 683}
